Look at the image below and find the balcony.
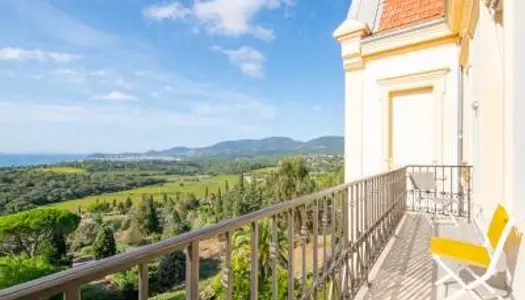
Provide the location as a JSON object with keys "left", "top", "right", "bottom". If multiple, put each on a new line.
{"left": 1, "top": 165, "right": 502, "bottom": 300}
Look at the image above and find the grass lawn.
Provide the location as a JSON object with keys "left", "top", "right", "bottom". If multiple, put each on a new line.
{"left": 49, "top": 174, "right": 237, "bottom": 211}
{"left": 39, "top": 166, "right": 87, "bottom": 174}
{"left": 150, "top": 290, "right": 186, "bottom": 300}
{"left": 252, "top": 166, "right": 278, "bottom": 174}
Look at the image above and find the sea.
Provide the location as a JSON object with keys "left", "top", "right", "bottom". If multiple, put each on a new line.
{"left": 0, "top": 154, "right": 88, "bottom": 168}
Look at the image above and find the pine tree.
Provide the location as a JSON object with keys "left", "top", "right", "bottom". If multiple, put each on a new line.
{"left": 117, "top": 201, "right": 126, "bottom": 214}
{"left": 136, "top": 197, "right": 162, "bottom": 235}
{"left": 93, "top": 226, "right": 117, "bottom": 259}
{"left": 239, "top": 173, "right": 245, "bottom": 192}
{"left": 214, "top": 188, "right": 223, "bottom": 222}
{"left": 125, "top": 196, "right": 133, "bottom": 210}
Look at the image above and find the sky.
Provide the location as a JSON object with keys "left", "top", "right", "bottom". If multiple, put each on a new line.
{"left": 0, "top": 0, "right": 349, "bottom": 153}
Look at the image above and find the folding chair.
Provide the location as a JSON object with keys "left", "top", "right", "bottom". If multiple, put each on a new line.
{"left": 431, "top": 205, "right": 515, "bottom": 300}
{"left": 409, "top": 172, "right": 460, "bottom": 227}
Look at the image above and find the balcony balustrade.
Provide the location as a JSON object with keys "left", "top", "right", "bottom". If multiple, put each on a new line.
{"left": 0, "top": 165, "right": 472, "bottom": 300}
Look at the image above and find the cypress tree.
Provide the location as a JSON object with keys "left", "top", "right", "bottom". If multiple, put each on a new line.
{"left": 125, "top": 196, "right": 133, "bottom": 210}
{"left": 93, "top": 226, "right": 117, "bottom": 259}
{"left": 136, "top": 197, "right": 162, "bottom": 235}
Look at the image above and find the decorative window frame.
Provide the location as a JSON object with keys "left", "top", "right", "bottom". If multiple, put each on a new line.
{"left": 376, "top": 67, "right": 451, "bottom": 169}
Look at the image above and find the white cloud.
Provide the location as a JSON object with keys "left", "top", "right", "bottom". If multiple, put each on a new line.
{"left": 93, "top": 91, "right": 138, "bottom": 101}
{"left": 52, "top": 68, "right": 86, "bottom": 83}
{"left": 211, "top": 45, "right": 265, "bottom": 77}
{"left": 114, "top": 77, "right": 131, "bottom": 89}
{"left": 89, "top": 69, "right": 109, "bottom": 77}
{"left": 142, "top": 2, "right": 191, "bottom": 21}
{"left": 0, "top": 98, "right": 275, "bottom": 128}
{"left": 143, "top": 0, "right": 295, "bottom": 41}
{"left": 0, "top": 47, "right": 81, "bottom": 62}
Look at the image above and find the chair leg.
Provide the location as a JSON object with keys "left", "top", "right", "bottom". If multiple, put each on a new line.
{"left": 434, "top": 258, "right": 483, "bottom": 300}
{"left": 464, "top": 267, "right": 495, "bottom": 294}
{"left": 436, "top": 265, "right": 466, "bottom": 286}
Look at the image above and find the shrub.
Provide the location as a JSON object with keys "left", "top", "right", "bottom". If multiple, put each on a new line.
{"left": 87, "top": 201, "right": 111, "bottom": 214}
{"left": 0, "top": 255, "right": 64, "bottom": 289}
{"left": 104, "top": 218, "right": 123, "bottom": 232}
{"left": 70, "top": 221, "right": 98, "bottom": 251}
{"left": 156, "top": 251, "right": 186, "bottom": 289}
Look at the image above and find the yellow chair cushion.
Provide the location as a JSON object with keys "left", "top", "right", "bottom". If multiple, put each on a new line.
{"left": 430, "top": 237, "right": 491, "bottom": 268}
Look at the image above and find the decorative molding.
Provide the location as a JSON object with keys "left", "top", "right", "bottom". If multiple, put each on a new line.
{"left": 377, "top": 67, "right": 451, "bottom": 87}
{"left": 378, "top": 67, "right": 451, "bottom": 168}
{"left": 333, "top": 19, "right": 371, "bottom": 41}
{"left": 362, "top": 20, "right": 454, "bottom": 60}
{"left": 343, "top": 57, "right": 365, "bottom": 71}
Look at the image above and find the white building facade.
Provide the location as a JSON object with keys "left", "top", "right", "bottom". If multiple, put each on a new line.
{"left": 335, "top": 0, "right": 525, "bottom": 297}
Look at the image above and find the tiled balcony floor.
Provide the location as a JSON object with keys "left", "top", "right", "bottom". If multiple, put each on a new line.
{"left": 358, "top": 213, "right": 511, "bottom": 300}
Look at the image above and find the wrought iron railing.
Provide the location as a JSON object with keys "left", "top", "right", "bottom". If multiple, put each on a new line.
{"left": 406, "top": 165, "right": 473, "bottom": 221}
{"left": 0, "top": 167, "right": 410, "bottom": 300}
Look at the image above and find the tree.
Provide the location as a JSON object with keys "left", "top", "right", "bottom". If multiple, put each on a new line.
{"left": 214, "top": 188, "right": 223, "bottom": 222}
{"left": 117, "top": 201, "right": 126, "bottom": 215}
{"left": 112, "top": 199, "right": 117, "bottom": 208}
{"left": 204, "top": 186, "right": 209, "bottom": 201}
{"left": 0, "top": 255, "right": 65, "bottom": 289}
{"left": 38, "top": 231, "right": 70, "bottom": 266}
{"left": 238, "top": 173, "right": 245, "bottom": 192}
{"left": 210, "top": 252, "right": 290, "bottom": 300}
{"left": 70, "top": 221, "right": 98, "bottom": 251}
{"left": 134, "top": 197, "right": 162, "bottom": 235}
{"left": 87, "top": 202, "right": 111, "bottom": 214}
{"left": 157, "top": 251, "right": 186, "bottom": 289}
{"left": 0, "top": 208, "right": 80, "bottom": 257}
{"left": 125, "top": 197, "right": 133, "bottom": 210}
{"left": 233, "top": 222, "right": 288, "bottom": 281}
{"left": 93, "top": 226, "right": 117, "bottom": 259}
{"left": 163, "top": 210, "right": 191, "bottom": 238}
{"left": 125, "top": 218, "right": 146, "bottom": 246}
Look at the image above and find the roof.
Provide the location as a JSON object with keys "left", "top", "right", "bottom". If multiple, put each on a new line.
{"left": 347, "top": 0, "right": 446, "bottom": 34}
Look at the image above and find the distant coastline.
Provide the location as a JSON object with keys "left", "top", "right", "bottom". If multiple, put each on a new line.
{"left": 0, "top": 154, "right": 88, "bottom": 168}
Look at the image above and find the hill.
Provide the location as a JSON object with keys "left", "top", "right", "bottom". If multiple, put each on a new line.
{"left": 88, "top": 136, "right": 343, "bottom": 159}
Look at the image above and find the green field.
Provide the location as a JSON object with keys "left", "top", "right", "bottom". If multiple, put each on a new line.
{"left": 39, "top": 166, "right": 87, "bottom": 174}
{"left": 252, "top": 166, "right": 277, "bottom": 174}
{"left": 49, "top": 174, "right": 237, "bottom": 211}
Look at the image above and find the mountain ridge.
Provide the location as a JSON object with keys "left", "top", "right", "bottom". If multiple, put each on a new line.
{"left": 88, "top": 136, "right": 343, "bottom": 159}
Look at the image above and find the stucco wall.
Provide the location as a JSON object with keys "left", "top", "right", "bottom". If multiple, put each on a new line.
{"left": 469, "top": 4, "right": 505, "bottom": 219}
{"left": 357, "top": 42, "right": 460, "bottom": 177}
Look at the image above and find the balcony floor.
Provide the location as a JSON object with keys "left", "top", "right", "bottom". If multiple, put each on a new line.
{"left": 358, "top": 213, "right": 511, "bottom": 300}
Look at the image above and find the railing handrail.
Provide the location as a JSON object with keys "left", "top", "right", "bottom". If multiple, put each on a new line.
{"left": 0, "top": 167, "right": 405, "bottom": 299}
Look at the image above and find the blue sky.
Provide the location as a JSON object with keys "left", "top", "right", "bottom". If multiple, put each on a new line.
{"left": 0, "top": 0, "right": 348, "bottom": 153}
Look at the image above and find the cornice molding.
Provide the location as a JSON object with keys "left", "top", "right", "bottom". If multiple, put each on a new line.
{"left": 362, "top": 20, "right": 453, "bottom": 60}
{"left": 333, "top": 19, "right": 371, "bottom": 41}
{"left": 377, "top": 67, "right": 451, "bottom": 87}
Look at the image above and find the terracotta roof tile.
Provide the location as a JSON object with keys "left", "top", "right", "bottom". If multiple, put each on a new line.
{"left": 379, "top": 0, "right": 445, "bottom": 32}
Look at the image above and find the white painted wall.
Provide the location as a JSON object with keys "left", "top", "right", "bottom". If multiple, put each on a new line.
{"left": 469, "top": 4, "right": 505, "bottom": 219}
{"left": 502, "top": 0, "right": 525, "bottom": 297}
{"left": 358, "top": 43, "right": 460, "bottom": 176}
